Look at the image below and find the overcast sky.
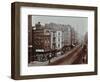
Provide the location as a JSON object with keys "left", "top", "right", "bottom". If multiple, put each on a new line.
{"left": 32, "top": 15, "right": 88, "bottom": 37}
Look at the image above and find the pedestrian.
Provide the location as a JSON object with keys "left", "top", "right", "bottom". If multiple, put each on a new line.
{"left": 47, "top": 55, "right": 51, "bottom": 64}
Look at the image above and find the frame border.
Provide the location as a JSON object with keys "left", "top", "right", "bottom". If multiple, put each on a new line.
{"left": 11, "top": 2, "right": 98, "bottom": 80}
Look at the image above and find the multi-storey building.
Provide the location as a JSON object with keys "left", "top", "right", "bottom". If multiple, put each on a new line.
{"left": 45, "top": 23, "right": 71, "bottom": 49}
{"left": 50, "top": 31, "right": 62, "bottom": 50}
{"left": 32, "top": 22, "right": 51, "bottom": 61}
{"left": 62, "top": 24, "right": 71, "bottom": 47}
{"left": 56, "top": 31, "right": 62, "bottom": 49}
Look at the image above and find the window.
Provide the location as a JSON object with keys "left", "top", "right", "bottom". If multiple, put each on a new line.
{"left": 53, "top": 32, "right": 55, "bottom": 36}
{"left": 58, "top": 38, "right": 60, "bottom": 41}
{"left": 58, "top": 44, "right": 60, "bottom": 48}
{"left": 58, "top": 32, "right": 60, "bottom": 35}
{"left": 53, "top": 37, "right": 56, "bottom": 41}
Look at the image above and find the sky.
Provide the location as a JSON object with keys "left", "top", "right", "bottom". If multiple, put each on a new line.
{"left": 32, "top": 15, "right": 88, "bottom": 37}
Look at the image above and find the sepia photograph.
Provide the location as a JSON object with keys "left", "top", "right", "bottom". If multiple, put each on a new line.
{"left": 28, "top": 15, "right": 88, "bottom": 66}
{"left": 11, "top": 2, "right": 97, "bottom": 79}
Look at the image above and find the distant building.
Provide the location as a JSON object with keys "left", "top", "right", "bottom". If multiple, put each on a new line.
{"left": 71, "top": 27, "right": 78, "bottom": 46}
{"left": 84, "top": 32, "right": 88, "bottom": 45}
{"left": 62, "top": 24, "right": 71, "bottom": 47}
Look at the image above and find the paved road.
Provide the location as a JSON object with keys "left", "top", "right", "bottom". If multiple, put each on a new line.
{"left": 49, "top": 45, "right": 87, "bottom": 65}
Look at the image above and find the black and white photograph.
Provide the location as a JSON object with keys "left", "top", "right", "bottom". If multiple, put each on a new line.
{"left": 28, "top": 15, "right": 88, "bottom": 66}
{"left": 11, "top": 2, "right": 97, "bottom": 79}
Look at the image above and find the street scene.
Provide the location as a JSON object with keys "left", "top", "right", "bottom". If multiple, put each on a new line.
{"left": 28, "top": 15, "right": 88, "bottom": 66}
